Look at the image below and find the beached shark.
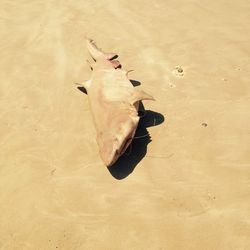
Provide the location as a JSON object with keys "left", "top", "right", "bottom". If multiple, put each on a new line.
{"left": 78, "top": 39, "right": 154, "bottom": 167}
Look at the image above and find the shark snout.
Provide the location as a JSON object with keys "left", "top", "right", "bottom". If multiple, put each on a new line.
{"left": 107, "top": 133, "right": 134, "bottom": 167}
{"left": 101, "top": 137, "right": 131, "bottom": 167}
{"left": 97, "top": 125, "right": 137, "bottom": 167}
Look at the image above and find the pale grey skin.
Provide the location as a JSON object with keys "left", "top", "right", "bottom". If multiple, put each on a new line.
{"left": 80, "top": 39, "right": 154, "bottom": 167}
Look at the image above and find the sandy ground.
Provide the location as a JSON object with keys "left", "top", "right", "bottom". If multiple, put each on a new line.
{"left": 1, "top": 0, "right": 250, "bottom": 249}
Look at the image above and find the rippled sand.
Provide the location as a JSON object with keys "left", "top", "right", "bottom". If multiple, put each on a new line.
{"left": 0, "top": 0, "right": 250, "bottom": 249}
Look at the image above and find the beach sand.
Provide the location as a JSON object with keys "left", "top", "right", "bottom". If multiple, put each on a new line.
{"left": 0, "top": 0, "right": 250, "bottom": 249}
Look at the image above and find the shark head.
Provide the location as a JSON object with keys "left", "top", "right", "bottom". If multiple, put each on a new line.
{"left": 96, "top": 118, "right": 139, "bottom": 167}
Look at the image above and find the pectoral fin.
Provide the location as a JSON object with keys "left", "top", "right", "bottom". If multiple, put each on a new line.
{"left": 130, "top": 89, "right": 155, "bottom": 105}
{"left": 75, "top": 80, "right": 91, "bottom": 89}
{"left": 75, "top": 80, "right": 91, "bottom": 94}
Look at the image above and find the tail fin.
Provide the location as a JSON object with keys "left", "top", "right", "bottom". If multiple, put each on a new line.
{"left": 86, "top": 38, "right": 117, "bottom": 60}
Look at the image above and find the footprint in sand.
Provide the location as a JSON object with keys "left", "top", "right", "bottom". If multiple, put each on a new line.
{"left": 172, "top": 65, "right": 184, "bottom": 77}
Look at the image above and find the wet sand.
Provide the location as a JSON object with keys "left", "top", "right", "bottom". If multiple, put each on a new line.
{"left": 0, "top": 0, "right": 250, "bottom": 249}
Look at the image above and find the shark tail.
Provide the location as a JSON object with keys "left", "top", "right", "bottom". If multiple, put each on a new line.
{"left": 86, "top": 38, "right": 117, "bottom": 61}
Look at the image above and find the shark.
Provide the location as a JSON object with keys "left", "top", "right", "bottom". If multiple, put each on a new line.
{"left": 78, "top": 39, "right": 154, "bottom": 167}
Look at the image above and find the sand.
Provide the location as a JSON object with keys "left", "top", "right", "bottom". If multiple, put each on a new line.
{"left": 0, "top": 0, "right": 250, "bottom": 249}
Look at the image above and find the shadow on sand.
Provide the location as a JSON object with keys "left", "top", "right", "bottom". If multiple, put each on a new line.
{"left": 108, "top": 101, "right": 164, "bottom": 180}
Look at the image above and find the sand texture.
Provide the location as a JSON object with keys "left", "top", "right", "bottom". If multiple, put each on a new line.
{"left": 0, "top": 0, "right": 250, "bottom": 249}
